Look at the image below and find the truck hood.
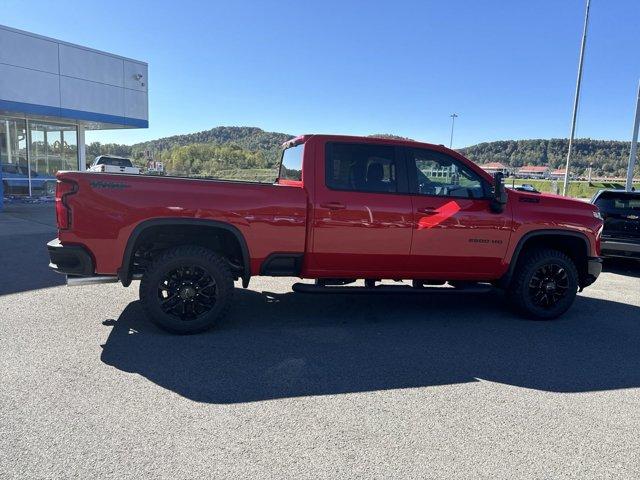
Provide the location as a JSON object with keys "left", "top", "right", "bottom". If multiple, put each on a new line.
{"left": 507, "top": 188, "right": 598, "bottom": 212}
{"left": 506, "top": 188, "right": 603, "bottom": 256}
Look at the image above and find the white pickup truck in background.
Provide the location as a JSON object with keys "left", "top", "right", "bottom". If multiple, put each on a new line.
{"left": 87, "top": 155, "right": 140, "bottom": 174}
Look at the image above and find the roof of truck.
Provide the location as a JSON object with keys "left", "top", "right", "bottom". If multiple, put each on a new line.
{"left": 285, "top": 133, "right": 450, "bottom": 151}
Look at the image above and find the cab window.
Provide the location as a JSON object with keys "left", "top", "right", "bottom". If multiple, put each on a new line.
{"left": 279, "top": 144, "right": 303, "bottom": 181}
{"left": 406, "top": 148, "right": 486, "bottom": 199}
{"left": 326, "top": 142, "right": 397, "bottom": 193}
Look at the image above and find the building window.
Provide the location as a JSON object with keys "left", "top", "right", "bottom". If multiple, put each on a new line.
{"left": 29, "top": 121, "right": 78, "bottom": 196}
{"left": 0, "top": 117, "right": 78, "bottom": 196}
{"left": 0, "top": 117, "right": 29, "bottom": 196}
{"left": 30, "top": 122, "right": 78, "bottom": 180}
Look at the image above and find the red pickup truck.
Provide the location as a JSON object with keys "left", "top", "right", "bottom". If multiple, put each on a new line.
{"left": 48, "top": 134, "right": 603, "bottom": 333}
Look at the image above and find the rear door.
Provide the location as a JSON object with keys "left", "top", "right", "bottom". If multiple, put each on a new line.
{"left": 405, "top": 147, "right": 512, "bottom": 278}
{"left": 307, "top": 141, "right": 413, "bottom": 276}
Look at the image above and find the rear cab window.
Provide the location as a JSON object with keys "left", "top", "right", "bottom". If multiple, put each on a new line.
{"left": 97, "top": 157, "right": 133, "bottom": 168}
{"left": 594, "top": 191, "right": 640, "bottom": 212}
{"left": 278, "top": 144, "right": 304, "bottom": 185}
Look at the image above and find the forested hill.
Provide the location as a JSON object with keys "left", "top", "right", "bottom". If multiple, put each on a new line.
{"left": 86, "top": 126, "right": 292, "bottom": 166}
{"left": 458, "top": 139, "right": 633, "bottom": 177}
{"left": 86, "top": 128, "right": 635, "bottom": 177}
{"left": 130, "top": 126, "right": 292, "bottom": 162}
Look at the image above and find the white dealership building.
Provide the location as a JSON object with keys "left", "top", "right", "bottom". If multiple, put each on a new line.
{"left": 0, "top": 24, "right": 148, "bottom": 196}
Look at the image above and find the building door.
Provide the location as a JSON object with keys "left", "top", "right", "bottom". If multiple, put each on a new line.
{"left": 307, "top": 141, "right": 414, "bottom": 276}
{"left": 28, "top": 122, "right": 78, "bottom": 196}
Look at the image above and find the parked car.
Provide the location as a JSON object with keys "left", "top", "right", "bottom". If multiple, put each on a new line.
{"left": 1, "top": 163, "right": 56, "bottom": 196}
{"left": 47, "top": 134, "right": 603, "bottom": 334}
{"left": 591, "top": 189, "right": 640, "bottom": 260}
{"left": 87, "top": 155, "right": 140, "bottom": 174}
{"left": 512, "top": 184, "right": 540, "bottom": 193}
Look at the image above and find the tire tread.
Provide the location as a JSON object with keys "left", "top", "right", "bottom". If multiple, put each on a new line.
{"left": 507, "top": 247, "right": 578, "bottom": 320}
{"left": 139, "top": 245, "right": 233, "bottom": 334}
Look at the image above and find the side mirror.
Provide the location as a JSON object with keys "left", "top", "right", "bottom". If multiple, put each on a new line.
{"left": 490, "top": 172, "right": 508, "bottom": 213}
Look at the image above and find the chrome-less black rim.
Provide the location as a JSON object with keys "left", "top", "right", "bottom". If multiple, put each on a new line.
{"left": 158, "top": 265, "right": 217, "bottom": 320}
{"left": 528, "top": 263, "right": 569, "bottom": 308}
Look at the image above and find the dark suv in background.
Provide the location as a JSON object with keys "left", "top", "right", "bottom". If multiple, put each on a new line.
{"left": 591, "top": 189, "right": 640, "bottom": 261}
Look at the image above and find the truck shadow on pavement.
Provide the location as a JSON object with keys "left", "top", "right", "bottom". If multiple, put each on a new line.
{"left": 100, "top": 288, "right": 640, "bottom": 403}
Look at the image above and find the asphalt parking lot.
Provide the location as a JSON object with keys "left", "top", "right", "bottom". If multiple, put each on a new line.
{"left": 1, "top": 203, "right": 640, "bottom": 479}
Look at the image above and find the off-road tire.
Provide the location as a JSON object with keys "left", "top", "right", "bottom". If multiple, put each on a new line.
{"left": 507, "top": 248, "right": 578, "bottom": 320}
{"left": 140, "top": 246, "right": 234, "bottom": 334}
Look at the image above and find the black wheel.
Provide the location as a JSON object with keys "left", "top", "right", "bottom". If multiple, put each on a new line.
{"left": 507, "top": 248, "right": 578, "bottom": 320}
{"left": 139, "top": 246, "right": 234, "bottom": 334}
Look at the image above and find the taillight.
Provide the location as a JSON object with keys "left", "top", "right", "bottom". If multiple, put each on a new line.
{"left": 55, "top": 180, "right": 77, "bottom": 230}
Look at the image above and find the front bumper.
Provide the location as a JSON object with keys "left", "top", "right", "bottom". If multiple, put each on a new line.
{"left": 47, "top": 238, "right": 95, "bottom": 276}
{"left": 582, "top": 256, "right": 603, "bottom": 288}
{"left": 601, "top": 238, "right": 640, "bottom": 260}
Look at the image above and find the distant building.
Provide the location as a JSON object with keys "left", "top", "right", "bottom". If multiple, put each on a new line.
{"left": 480, "top": 162, "right": 510, "bottom": 175}
{"left": 517, "top": 165, "right": 550, "bottom": 179}
{"left": 549, "top": 168, "right": 567, "bottom": 180}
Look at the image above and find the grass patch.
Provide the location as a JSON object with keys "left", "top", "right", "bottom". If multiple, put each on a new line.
{"left": 206, "top": 168, "right": 278, "bottom": 183}
{"left": 506, "top": 178, "right": 639, "bottom": 198}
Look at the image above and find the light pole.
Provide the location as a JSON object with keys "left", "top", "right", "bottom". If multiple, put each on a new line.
{"left": 449, "top": 113, "right": 458, "bottom": 149}
{"left": 625, "top": 80, "right": 640, "bottom": 192}
{"left": 563, "top": 0, "right": 591, "bottom": 196}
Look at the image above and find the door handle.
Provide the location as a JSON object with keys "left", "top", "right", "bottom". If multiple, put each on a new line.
{"left": 320, "top": 202, "right": 346, "bottom": 210}
{"left": 417, "top": 207, "right": 437, "bottom": 215}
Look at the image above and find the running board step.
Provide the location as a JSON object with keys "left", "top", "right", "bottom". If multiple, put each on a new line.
{"left": 67, "top": 275, "right": 119, "bottom": 286}
{"left": 292, "top": 283, "right": 493, "bottom": 295}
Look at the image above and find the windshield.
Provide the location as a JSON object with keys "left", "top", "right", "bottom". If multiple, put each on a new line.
{"left": 278, "top": 144, "right": 303, "bottom": 182}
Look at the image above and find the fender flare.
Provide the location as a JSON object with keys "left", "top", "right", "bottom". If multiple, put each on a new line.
{"left": 117, "top": 218, "right": 251, "bottom": 287}
{"left": 501, "top": 229, "right": 591, "bottom": 286}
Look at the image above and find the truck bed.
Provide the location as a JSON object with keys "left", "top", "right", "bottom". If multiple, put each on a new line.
{"left": 58, "top": 171, "right": 308, "bottom": 275}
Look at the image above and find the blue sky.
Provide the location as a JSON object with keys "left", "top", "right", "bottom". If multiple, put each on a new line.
{"left": 3, "top": 0, "right": 639, "bottom": 148}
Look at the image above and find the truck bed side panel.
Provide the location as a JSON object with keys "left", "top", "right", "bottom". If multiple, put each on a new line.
{"left": 58, "top": 172, "right": 308, "bottom": 275}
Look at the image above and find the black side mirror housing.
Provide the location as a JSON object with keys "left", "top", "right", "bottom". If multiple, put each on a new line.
{"left": 490, "top": 172, "right": 508, "bottom": 213}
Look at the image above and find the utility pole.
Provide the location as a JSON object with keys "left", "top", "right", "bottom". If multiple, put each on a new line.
{"left": 563, "top": 0, "right": 591, "bottom": 196}
{"left": 449, "top": 113, "right": 458, "bottom": 149}
{"left": 626, "top": 80, "right": 640, "bottom": 191}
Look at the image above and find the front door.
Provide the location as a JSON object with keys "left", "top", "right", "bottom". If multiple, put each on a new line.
{"left": 308, "top": 141, "right": 413, "bottom": 276}
{"left": 405, "top": 147, "right": 512, "bottom": 278}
